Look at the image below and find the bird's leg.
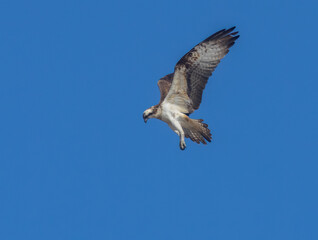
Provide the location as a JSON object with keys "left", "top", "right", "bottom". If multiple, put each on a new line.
{"left": 179, "top": 135, "right": 186, "bottom": 150}
{"left": 170, "top": 117, "right": 186, "bottom": 150}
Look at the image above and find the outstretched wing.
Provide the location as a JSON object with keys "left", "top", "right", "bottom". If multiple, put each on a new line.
{"left": 164, "top": 27, "right": 239, "bottom": 113}
{"left": 157, "top": 73, "right": 174, "bottom": 104}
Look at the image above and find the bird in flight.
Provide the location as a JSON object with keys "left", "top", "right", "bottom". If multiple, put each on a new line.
{"left": 143, "top": 27, "right": 239, "bottom": 150}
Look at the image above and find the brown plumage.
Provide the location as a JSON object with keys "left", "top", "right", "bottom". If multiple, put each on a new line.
{"left": 160, "top": 27, "right": 239, "bottom": 112}
{"left": 157, "top": 73, "right": 174, "bottom": 104}
{"left": 144, "top": 27, "right": 239, "bottom": 149}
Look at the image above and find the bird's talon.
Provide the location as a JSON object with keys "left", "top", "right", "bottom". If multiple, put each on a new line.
{"left": 180, "top": 142, "right": 186, "bottom": 150}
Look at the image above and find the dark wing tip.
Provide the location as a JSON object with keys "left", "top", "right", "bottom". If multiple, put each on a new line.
{"left": 204, "top": 28, "right": 225, "bottom": 41}
{"left": 203, "top": 26, "right": 239, "bottom": 43}
{"left": 223, "top": 26, "right": 236, "bottom": 35}
{"left": 230, "top": 35, "right": 240, "bottom": 42}
{"left": 227, "top": 34, "right": 240, "bottom": 47}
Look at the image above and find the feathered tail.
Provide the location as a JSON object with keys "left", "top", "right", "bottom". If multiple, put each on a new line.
{"left": 183, "top": 119, "right": 212, "bottom": 144}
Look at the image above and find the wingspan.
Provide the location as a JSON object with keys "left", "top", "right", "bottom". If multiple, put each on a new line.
{"left": 164, "top": 27, "right": 239, "bottom": 113}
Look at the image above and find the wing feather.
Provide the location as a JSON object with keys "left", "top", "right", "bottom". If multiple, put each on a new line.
{"left": 164, "top": 27, "right": 239, "bottom": 112}
{"left": 157, "top": 73, "right": 174, "bottom": 104}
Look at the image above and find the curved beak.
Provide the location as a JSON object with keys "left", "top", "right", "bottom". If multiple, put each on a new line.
{"left": 143, "top": 113, "right": 148, "bottom": 123}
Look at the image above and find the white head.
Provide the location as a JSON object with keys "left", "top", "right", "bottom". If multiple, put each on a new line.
{"left": 142, "top": 106, "right": 158, "bottom": 123}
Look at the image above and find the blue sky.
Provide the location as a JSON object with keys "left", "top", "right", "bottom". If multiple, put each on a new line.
{"left": 0, "top": 0, "right": 318, "bottom": 239}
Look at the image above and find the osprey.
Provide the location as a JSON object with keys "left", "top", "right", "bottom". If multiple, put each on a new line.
{"left": 143, "top": 27, "right": 239, "bottom": 150}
